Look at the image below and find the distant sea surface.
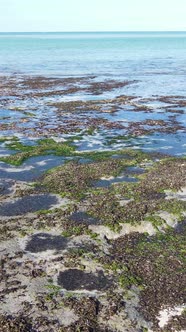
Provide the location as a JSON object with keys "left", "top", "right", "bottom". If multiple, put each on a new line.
{"left": 0, "top": 31, "right": 186, "bottom": 97}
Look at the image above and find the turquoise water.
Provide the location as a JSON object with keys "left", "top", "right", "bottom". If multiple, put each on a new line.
{"left": 0, "top": 31, "right": 186, "bottom": 97}
{"left": 0, "top": 32, "right": 186, "bottom": 157}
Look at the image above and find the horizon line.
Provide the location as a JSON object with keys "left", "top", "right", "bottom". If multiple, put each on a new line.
{"left": 0, "top": 30, "right": 186, "bottom": 33}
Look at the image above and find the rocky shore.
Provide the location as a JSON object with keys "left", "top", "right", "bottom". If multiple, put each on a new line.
{"left": 0, "top": 76, "right": 186, "bottom": 331}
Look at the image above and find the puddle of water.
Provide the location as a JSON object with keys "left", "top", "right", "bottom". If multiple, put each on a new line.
{"left": 0, "top": 155, "right": 66, "bottom": 181}
{"left": 94, "top": 175, "right": 138, "bottom": 188}
{"left": 0, "top": 194, "right": 60, "bottom": 216}
{"left": 75, "top": 129, "right": 186, "bottom": 157}
{"left": 0, "top": 147, "right": 17, "bottom": 157}
{"left": 69, "top": 211, "right": 100, "bottom": 225}
{"left": 109, "top": 132, "right": 186, "bottom": 156}
{"left": 102, "top": 108, "right": 169, "bottom": 123}
{"left": 126, "top": 166, "right": 145, "bottom": 174}
{"left": 76, "top": 158, "right": 92, "bottom": 164}
{"left": 174, "top": 220, "right": 186, "bottom": 234}
{"left": 141, "top": 133, "right": 186, "bottom": 156}
{"left": 25, "top": 233, "right": 68, "bottom": 253}
{"left": 0, "top": 109, "right": 25, "bottom": 118}
{"left": 57, "top": 269, "right": 111, "bottom": 291}
{"left": 111, "top": 154, "right": 133, "bottom": 160}
{"left": 177, "top": 112, "right": 186, "bottom": 125}
{"left": 0, "top": 179, "right": 14, "bottom": 195}
{"left": 75, "top": 131, "right": 109, "bottom": 151}
{"left": 77, "top": 140, "right": 105, "bottom": 151}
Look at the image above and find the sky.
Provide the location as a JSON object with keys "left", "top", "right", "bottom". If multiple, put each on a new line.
{"left": 0, "top": 0, "right": 186, "bottom": 32}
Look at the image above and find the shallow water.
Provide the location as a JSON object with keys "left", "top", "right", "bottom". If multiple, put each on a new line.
{"left": 140, "top": 133, "right": 186, "bottom": 155}
{"left": 0, "top": 194, "right": 59, "bottom": 216}
{"left": 0, "top": 155, "right": 66, "bottom": 181}
{"left": 0, "top": 179, "right": 14, "bottom": 195}
{"left": 69, "top": 211, "right": 100, "bottom": 225}
{"left": 102, "top": 108, "right": 170, "bottom": 122}
{"left": 94, "top": 175, "right": 138, "bottom": 188}
{"left": 57, "top": 269, "right": 110, "bottom": 291}
{"left": 25, "top": 233, "right": 68, "bottom": 253}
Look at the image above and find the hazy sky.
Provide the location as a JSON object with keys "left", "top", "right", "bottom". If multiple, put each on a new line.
{"left": 1, "top": 0, "right": 186, "bottom": 32}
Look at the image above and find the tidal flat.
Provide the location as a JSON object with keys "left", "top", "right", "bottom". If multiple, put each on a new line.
{"left": 0, "top": 75, "right": 186, "bottom": 332}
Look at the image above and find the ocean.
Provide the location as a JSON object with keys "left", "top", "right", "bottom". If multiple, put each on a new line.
{"left": 0, "top": 32, "right": 186, "bottom": 157}
{"left": 0, "top": 31, "right": 186, "bottom": 97}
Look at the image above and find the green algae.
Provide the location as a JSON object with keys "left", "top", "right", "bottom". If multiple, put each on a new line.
{"left": 40, "top": 158, "right": 132, "bottom": 199}
{"left": 23, "top": 111, "right": 35, "bottom": 117}
{"left": 0, "top": 136, "right": 19, "bottom": 143}
{"left": 78, "top": 148, "right": 150, "bottom": 162}
{"left": 159, "top": 199, "right": 186, "bottom": 220}
{"left": 0, "top": 136, "right": 153, "bottom": 166}
{"left": 104, "top": 134, "right": 135, "bottom": 145}
{"left": 119, "top": 272, "right": 143, "bottom": 289}
{"left": 45, "top": 284, "right": 61, "bottom": 300}
{"left": 144, "top": 215, "right": 166, "bottom": 230}
{"left": 37, "top": 209, "right": 52, "bottom": 215}
{"left": 62, "top": 225, "right": 85, "bottom": 237}
{"left": 5, "top": 141, "right": 34, "bottom": 152}
{"left": 0, "top": 138, "right": 76, "bottom": 165}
